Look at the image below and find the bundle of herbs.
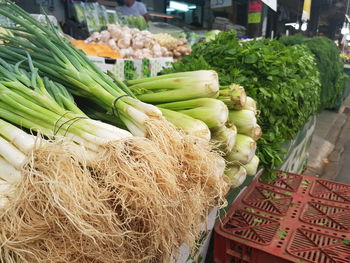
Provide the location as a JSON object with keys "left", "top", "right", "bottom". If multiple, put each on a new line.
{"left": 279, "top": 35, "right": 348, "bottom": 110}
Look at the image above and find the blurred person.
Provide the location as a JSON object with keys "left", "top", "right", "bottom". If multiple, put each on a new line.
{"left": 117, "top": 0, "right": 151, "bottom": 22}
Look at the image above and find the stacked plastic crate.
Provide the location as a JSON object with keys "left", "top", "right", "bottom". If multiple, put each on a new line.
{"left": 214, "top": 170, "right": 350, "bottom": 263}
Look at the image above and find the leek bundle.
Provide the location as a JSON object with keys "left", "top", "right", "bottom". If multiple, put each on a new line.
{"left": 126, "top": 70, "right": 220, "bottom": 103}
{"left": 218, "top": 84, "right": 247, "bottom": 110}
{"left": 0, "top": 45, "right": 228, "bottom": 263}
{"left": 0, "top": 58, "right": 228, "bottom": 261}
{"left": 225, "top": 134, "right": 257, "bottom": 165}
{"left": 0, "top": 118, "right": 143, "bottom": 263}
{"left": 211, "top": 125, "right": 237, "bottom": 154}
{"left": 158, "top": 98, "right": 228, "bottom": 129}
{"left": 0, "top": 4, "right": 228, "bottom": 222}
{"left": 225, "top": 165, "right": 247, "bottom": 188}
{"left": 228, "top": 110, "right": 262, "bottom": 141}
{"left": 159, "top": 108, "right": 211, "bottom": 141}
{"left": 243, "top": 155, "right": 260, "bottom": 176}
{"left": 243, "top": 96, "right": 257, "bottom": 113}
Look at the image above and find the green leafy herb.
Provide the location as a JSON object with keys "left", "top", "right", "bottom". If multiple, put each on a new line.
{"left": 280, "top": 35, "right": 348, "bottom": 110}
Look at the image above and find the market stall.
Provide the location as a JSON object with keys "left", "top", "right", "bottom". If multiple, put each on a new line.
{"left": 0, "top": 1, "right": 349, "bottom": 262}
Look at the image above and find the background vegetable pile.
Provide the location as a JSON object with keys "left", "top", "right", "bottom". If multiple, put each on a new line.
{"left": 163, "top": 31, "right": 322, "bottom": 178}
{"left": 279, "top": 35, "right": 348, "bottom": 110}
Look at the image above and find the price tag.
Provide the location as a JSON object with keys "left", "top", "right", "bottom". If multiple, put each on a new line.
{"left": 210, "top": 0, "right": 232, "bottom": 9}
{"left": 248, "top": 1, "right": 262, "bottom": 12}
{"left": 248, "top": 12, "right": 262, "bottom": 24}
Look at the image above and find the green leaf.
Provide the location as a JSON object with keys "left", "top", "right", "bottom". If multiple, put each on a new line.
{"left": 245, "top": 54, "right": 258, "bottom": 64}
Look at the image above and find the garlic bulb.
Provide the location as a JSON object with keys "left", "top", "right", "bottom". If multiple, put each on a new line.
{"left": 100, "top": 30, "right": 110, "bottom": 42}
{"left": 117, "top": 38, "right": 131, "bottom": 49}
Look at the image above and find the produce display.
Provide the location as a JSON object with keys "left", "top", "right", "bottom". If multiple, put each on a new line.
{"left": 71, "top": 40, "right": 122, "bottom": 59}
{"left": 153, "top": 33, "right": 192, "bottom": 59}
{"left": 125, "top": 71, "right": 261, "bottom": 187}
{"left": 85, "top": 24, "right": 170, "bottom": 59}
{"left": 163, "top": 31, "right": 321, "bottom": 179}
{"left": 1, "top": 0, "right": 339, "bottom": 260}
{"left": 124, "top": 15, "right": 148, "bottom": 31}
{"left": 0, "top": 2, "right": 230, "bottom": 262}
{"left": 279, "top": 35, "right": 348, "bottom": 110}
{"left": 72, "top": 1, "right": 147, "bottom": 33}
{"left": 85, "top": 25, "right": 192, "bottom": 60}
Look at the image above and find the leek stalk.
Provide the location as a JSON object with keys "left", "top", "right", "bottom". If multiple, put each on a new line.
{"left": 243, "top": 155, "right": 260, "bottom": 176}
{"left": 228, "top": 110, "right": 262, "bottom": 140}
{"left": 225, "top": 165, "right": 247, "bottom": 188}
{"left": 243, "top": 97, "right": 257, "bottom": 113}
{"left": 126, "top": 70, "right": 220, "bottom": 103}
{"left": 211, "top": 125, "right": 237, "bottom": 154}
{"left": 158, "top": 98, "right": 228, "bottom": 129}
{"left": 225, "top": 134, "right": 257, "bottom": 165}
{"left": 218, "top": 84, "right": 247, "bottom": 110}
{"left": 159, "top": 108, "right": 211, "bottom": 141}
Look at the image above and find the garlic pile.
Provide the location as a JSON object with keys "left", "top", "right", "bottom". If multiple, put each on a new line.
{"left": 153, "top": 33, "right": 192, "bottom": 59}
{"left": 85, "top": 24, "right": 171, "bottom": 59}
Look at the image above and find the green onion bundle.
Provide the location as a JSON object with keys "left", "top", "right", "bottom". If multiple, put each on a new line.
{"left": 0, "top": 58, "right": 132, "bottom": 155}
{"left": 0, "top": 2, "right": 161, "bottom": 137}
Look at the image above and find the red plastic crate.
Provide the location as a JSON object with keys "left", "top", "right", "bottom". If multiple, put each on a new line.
{"left": 214, "top": 170, "right": 350, "bottom": 263}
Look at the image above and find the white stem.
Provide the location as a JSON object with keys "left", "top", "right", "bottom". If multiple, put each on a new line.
{"left": 86, "top": 119, "right": 132, "bottom": 138}
{"left": 130, "top": 99, "right": 163, "bottom": 117}
{"left": 122, "top": 118, "right": 146, "bottom": 137}
{"left": 63, "top": 133, "right": 101, "bottom": 152}
{"left": 0, "top": 179, "right": 13, "bottom": 193}
{"left": 214, "top": 156, "right": 226, "bottom": 178}
{"left": 0, "top": 119, "right": 36, "bottom": 153}
{"left": 0, "top": 136, "right": 27, "bottom": 169}
{"left": 0, "top": 157, "right": 21, "bottom": 184}
{"left": 125, "top": 106, "right": 149, "bottom": 125}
